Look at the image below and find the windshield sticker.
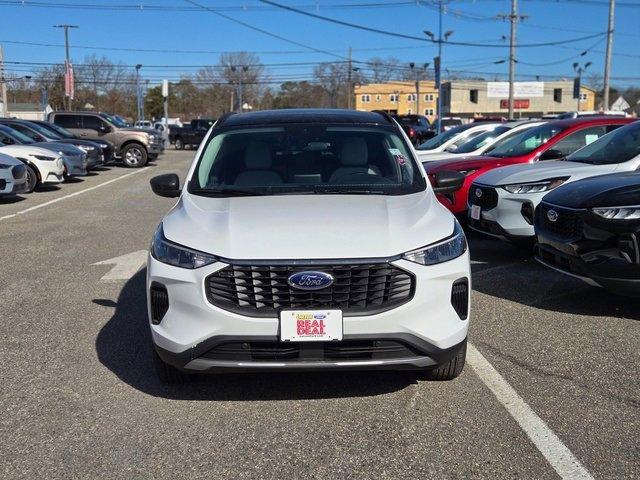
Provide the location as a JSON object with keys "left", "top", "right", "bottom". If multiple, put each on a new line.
{"left": 584, "top": 134, "right": 600, "bottom": 145}
{"left": 389, "top": 148, "right": 407, "bottom": 165}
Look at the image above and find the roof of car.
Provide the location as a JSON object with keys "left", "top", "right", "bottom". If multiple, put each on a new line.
{"left": 218, "top": 109, "right": 393, "bottom": 127}
{"left": 545, "top": 116, "right": 634, "bottom": 129}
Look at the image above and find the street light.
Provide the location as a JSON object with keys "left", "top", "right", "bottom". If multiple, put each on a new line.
{"left": 230, "top": 65, "right": 249, "bottom": 113}
{"left": 573, "top": 61, "right": 592, "bottom": 112}
{"left": 135, "top": 64, "right": 142, "bottom": 122}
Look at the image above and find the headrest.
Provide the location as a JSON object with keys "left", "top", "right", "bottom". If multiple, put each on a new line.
{"left": 340, "top": 137, "right": 368, "bottom": 166}
{"left": 244, "top": 141, "right": 272, "bottom": 170}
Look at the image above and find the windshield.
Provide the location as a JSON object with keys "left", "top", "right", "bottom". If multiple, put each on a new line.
{"left": 190, "top": 124, "right": 425, "bottom": 197}
{"left": 27, "top": 122, "right": 62, "bottom": 140}
{"left": 40, "top": 122, "right": 75, "bottom": 138}
{"left": 0, "top": 126, "right": 34, "bottom": 144}
{"left": 417, "top": 124, "right": 472, "bottom": 150}
{"left": 567, "top": 122, "right": 640, "bottom": 165}
{"left": 453, "top": 126, "right": 511, "bottom": 154}
{"left": 488, "top": 123, "right": 566, "bottom": 158}
{"left": 100, "top": 113, "right": 129, "bottom": 128}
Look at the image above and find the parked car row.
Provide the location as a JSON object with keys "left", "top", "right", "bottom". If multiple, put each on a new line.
{"left": 168, "top": 118, "right": 215, "bottom": 150}
{"left": 0, "top": 113, "right": 166, "bottom": 197}
{"left": 420, "top": 116, "right": 640, "bottom": 295}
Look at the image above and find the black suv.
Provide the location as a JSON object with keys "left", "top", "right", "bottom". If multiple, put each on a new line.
{"left": 392, "top": 115, "right": 435, "bottom": 145}
{"left": 535, "top": 172, "right": 640, "bottom": 296}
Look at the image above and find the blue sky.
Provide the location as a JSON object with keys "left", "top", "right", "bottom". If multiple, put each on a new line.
{"left": 1, "top": 0, "right": 638, "bottom": 89}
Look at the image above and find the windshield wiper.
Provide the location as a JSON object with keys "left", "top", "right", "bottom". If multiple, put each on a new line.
{"left": 312, "top": 186, "right": 386, "bottom": 195}
{"left": 191, "top": 187, "right": 265, "bottom": 197}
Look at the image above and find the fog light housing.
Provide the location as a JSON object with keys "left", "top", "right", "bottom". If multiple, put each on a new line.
{"left": 150, "top": 282, "right": 169, "bottom": 325}
{"left": 451, "top": 278, "right": 469, "bottom": 320}
{"left": 521, "top": 202, "right": 534, "bottom": 225}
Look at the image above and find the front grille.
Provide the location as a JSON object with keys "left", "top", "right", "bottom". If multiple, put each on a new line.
{"left": 537, "top": 203, "right": 583, "bottom": 240}
{"left": 469, "top": 184, "right": 498, "bottom": 209}
{"left": 201, "top": 340, "right": 420, "bottom": 362}
{"left": 11, "top": 164, "right": 26, "bottom": 180}
{"left": 206, "top": 262, "right": 415, "bottom": 317}
{"left": 0, "top": 179, "right": 5, "bottom": 190}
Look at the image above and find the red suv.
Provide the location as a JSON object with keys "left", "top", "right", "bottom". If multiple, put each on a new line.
{"left": 423, "top": 117, "right": 635, "bottom": 216}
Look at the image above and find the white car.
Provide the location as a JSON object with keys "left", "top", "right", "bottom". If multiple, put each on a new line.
{"left": 0, "top": 144, "right": 65, "bottom": 193}
{"left": 146, "top": 109, "right": 471, "bottom": 383}
{"left": 0, "top": 153, "right": 28, "bottom": 196}
{"left": 468, "top": 120, "right": 640, "bottom": 241}
{"left": 420, "top": 121, "right": 546, "bottom": 163}
{"left": 416, "top": 122, "right": 501, "bottom": 161}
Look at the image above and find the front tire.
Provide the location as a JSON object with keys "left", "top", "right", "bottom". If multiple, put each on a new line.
{"left": 174, "top": 137, "right": 184, "bottom": 150}
{"left": 152, "top": 346, "right": 192, "bottom": 384}
{"left": 121, "top": 144, "right": 148, "bottom": 168}
{"left": 24, "top": 164, "right": 38, "bottom": 193}
{"left": 422, "top": 339, "right": 467, "bottom": 381}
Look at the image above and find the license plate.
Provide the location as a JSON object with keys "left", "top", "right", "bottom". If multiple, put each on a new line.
{"left": 471, "top": 205, "right": 481, "bottom": 220}
{"left": 280, "top": 310, "right": 343, "bottom": 342}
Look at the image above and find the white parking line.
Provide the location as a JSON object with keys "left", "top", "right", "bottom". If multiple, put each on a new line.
{"left": 467, "top": 343, "right": 594, "bottom": 480}
{"left": 0, "top": 167, "right": 149, "bottom": 222}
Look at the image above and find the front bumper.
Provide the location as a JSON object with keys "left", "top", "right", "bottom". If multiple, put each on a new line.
{"left": 40, "top": 157, "right": 65, "bottom": 184}
{"left": 468, "top": 184, "right": 541, "bottom": 238}
{"left": 535, "top": 237, "right": 640, "bottom": 296}
{"left": 148, "top": 142, "right": 163, "bottom": 155}
{"left": 62, "top": 154, "right": 88, "bottom": 176}
{"left": 147, "top": 252, "right": 471, "bottom": 372}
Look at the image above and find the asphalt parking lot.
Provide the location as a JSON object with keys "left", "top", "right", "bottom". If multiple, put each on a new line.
{"left": 1, "top": 150, "right": 638, "bottom": 479}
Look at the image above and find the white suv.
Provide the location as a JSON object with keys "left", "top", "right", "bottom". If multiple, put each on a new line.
{"left": 468, "top": 120, "right": 639, "bottom": 241}
{"left": 147, "top": 109, "right": 471, "bottom": 383}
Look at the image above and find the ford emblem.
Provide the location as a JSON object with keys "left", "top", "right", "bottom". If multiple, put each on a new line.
{"left": 547, "top": 209, "right": 559, "bottom": 222}
{"left": 288, "top": 271, "right": 334, "bottom": 291}
{"left": 475, "top": 188, "right": 483, "bottom": 198}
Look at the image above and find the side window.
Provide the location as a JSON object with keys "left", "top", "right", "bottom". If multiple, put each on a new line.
{"left": 0, "top": 132, "right": 13, "bottom": 145}
{"left": 82, "top": 115, "right": 105, "bottom": 131}
{"left": 552, "top": 126, "right": 608, "bottom": 156}
{"left": 54, "top": 114, "right": 80, "bottom": 128}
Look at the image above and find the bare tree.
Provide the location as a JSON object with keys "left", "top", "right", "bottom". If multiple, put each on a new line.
{"left": 366, "top": 57, "right": 402, "bottom": 83}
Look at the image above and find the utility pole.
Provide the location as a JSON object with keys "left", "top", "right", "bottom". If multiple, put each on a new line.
{"left": 231, "top": 65, "right": 248, "bottom": 113}
{"left": 498, "top": 1, "right": 526, "bottom": 120}
{"left": 603, "top": 0, "right": 615, "bottom": 111}
{"left": 347, "top": 47, "right": 353, "bottom": 109}
{"left": 0, "top": 46, "right": 7, "bottom": 116}
{"left": 54, "top": 24, "right": 78, "bottom": 111}
{"left": 410, "top": 62, "right": 429, "bottom": 117}
{"left": 135, "top": 64, "right": 142, "bottom": 122}
{"left": 425, "top": 1, "right": 452, "bottom": 134}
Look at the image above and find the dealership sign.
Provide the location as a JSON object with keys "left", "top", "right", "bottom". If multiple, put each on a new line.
{"left": 500, "top": 99, "right": 530, "bottom": 109}
{"left": 487, "top": 82, "right": 544, "bottom": 98}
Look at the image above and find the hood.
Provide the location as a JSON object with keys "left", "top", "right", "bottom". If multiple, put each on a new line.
{"left": 422, "top": 155, "right": 504, "bottom": 173}
{"left": 419, "top": 151, "right": 471, "bottom": 162}
{"left": 542, "top": 172, "right": 640, "bottom": 209}
{"left": 474, "top": 160, "right": 614, "bottom": 186}
{"left": 123, "top": 127, "right": 154, "bottom": 135}
{"left": 0, "top": 152, "right": 21, "bottom": 166}
{"left": 0, "top": 144, "right": 60, "bottom": 158}
{"left": 163, "top": 192, "right": 455, "bottom": 260}
{"left": 54, "top": 138, "right": 101, "bottom": 148}
{"left": 33, "top": 142, "right": 84, "bottom": 156}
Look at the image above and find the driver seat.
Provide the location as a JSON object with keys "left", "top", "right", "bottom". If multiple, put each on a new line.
{"left": 329, "top": 137, "right": 380, "bottom": 183}
{"left": 234, "top": 141, "right": 283, "bottom": 186}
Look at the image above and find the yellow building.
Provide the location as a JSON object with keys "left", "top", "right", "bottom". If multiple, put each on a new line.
{"left": 354, "top": 82, "right": 439, "bottom": 122}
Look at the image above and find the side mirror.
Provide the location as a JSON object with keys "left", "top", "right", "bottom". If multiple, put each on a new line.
{"left": 432, "top": 170, "right": 466, "bottom": 195}
{"left": 539, "top": 149, "right": 564, "bottom": 161}
{"left": 150, "top": 173, "right": 181, "bottom": 198}
{"left": 99, "top": 125, "right": 111, "bottom": 133}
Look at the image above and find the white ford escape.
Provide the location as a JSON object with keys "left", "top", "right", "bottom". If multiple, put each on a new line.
{"left": 147, "top": 109, "right": 471, "bottom": 383}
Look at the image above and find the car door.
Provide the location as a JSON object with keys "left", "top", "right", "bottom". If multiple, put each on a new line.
{"left": 79, "top": 115, "right": 117, "bottom": 145}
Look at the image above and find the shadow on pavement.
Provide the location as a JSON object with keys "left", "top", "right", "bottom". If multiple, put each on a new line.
{"left": 35, "top": 184, "right": 62, "bottom": 192}
{"left": 0, "top": 195, "right": 26, "bottom": 204}
{"left": 62, "top": 177, "right": 85, "bottom": 184}
{"left": 95, "top": 269, "right": 416, "bottom": 400}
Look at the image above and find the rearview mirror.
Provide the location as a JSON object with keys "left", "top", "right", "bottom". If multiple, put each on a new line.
{"left": 150, "top": 173, "right": 181, "bottom": 198}
{"left": 539, "top": 149, "right": 564, "bottom": 161}
{"left": 432, "top": 170, "right": 466, "bottom": 195}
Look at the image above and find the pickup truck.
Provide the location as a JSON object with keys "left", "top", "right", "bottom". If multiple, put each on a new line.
{"left": 169, "top": 119, "right": 215, "bottom": 150}
{"left": 392, "top": 114, "right": 436, "bottom": 145}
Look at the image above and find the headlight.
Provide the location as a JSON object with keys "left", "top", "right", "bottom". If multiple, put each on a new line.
{"left": 148, "top": 135, "right": 156, "bottom": 142}
{"left": 78, "top": 145, "right": 95, "bottom": 152}
{"left": 33, "top": 155, "right": 56, "bottom": 161}
{"left": 592, "top": 206, "right": 640, "bottom": 220}
{"left": 403, "top": 221, "right": 467, "bottom": 265}
{"left": 151, "top": 225, "right": 217, "bottom": 269}
{"left": 502, "top": 177, "right": 568, "bottom": 194}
